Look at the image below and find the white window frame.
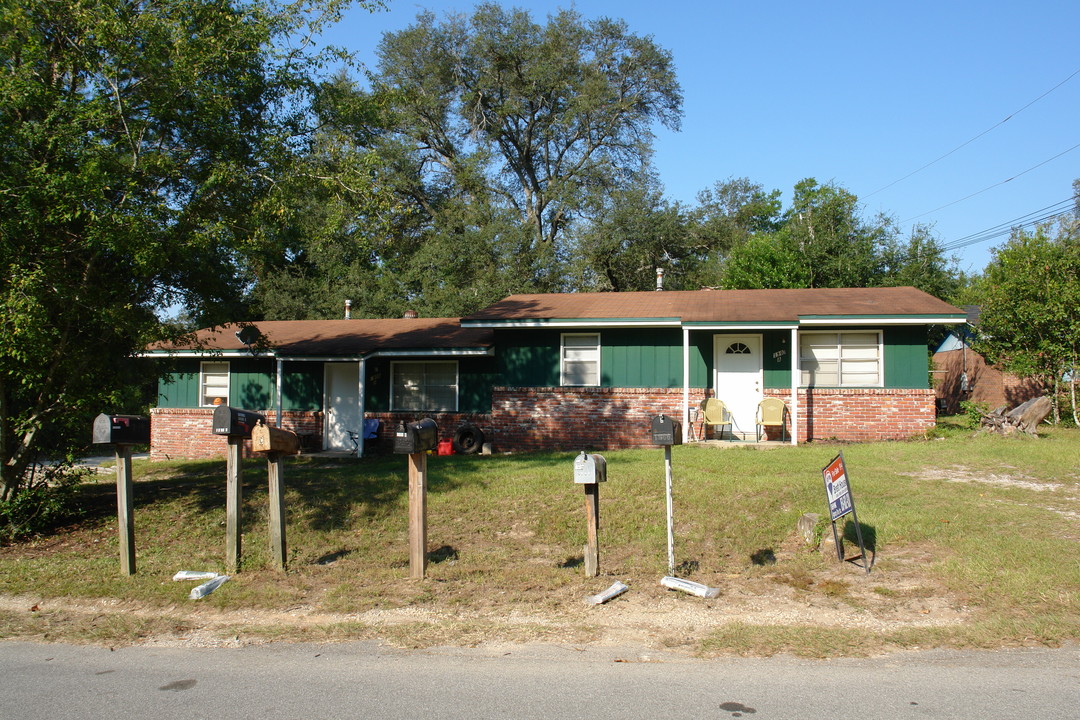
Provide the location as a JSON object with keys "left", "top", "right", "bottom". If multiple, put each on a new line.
{"left": 391, "top": 361, "right": 459, "bottom": 412}
{"left": 560, "top": 333, "right": 601, "bottom": 387}
{"left": 200, "top": 361, "right": 230, "bottom": 407}
{"left": 799, "top": 331, "right": 883, "bottom": 387}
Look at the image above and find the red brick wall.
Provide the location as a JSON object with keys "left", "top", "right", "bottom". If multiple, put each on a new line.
{"left": 151, "top": 387, "right": 937, "bottom": 458}
{"left": 149, "top": 408, "right": 323, "bottom": 460}
{"left": 933, "top": 348, "right": 1046, "bottom": 414}
{"left": 490, "top": 386, "right": 936, "bottom": 451}
{"left": 778, "top": 388, "right": 936, "bottom": 442}
{"left": 490, "top": 387, "right": 704, "bottom": 452}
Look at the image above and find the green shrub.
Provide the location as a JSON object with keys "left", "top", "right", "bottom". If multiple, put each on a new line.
{"left": 0, "top": 462, "right": 88, "bottom": 543}
{"left": 959, "top": 400, "right": 990, "bottom": 429}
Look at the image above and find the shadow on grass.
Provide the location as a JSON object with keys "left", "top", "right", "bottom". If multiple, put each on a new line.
{"left": 750, "top": 548, "right": 777, "bottom": 566}
{"left": 842, "top": 519, "right": 876, "bottom": 570}
{"left": 69, "top": 452, "right": 567, "bottom": 538}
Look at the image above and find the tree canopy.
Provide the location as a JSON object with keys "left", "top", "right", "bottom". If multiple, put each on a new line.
{"left": 972, "top": 205, "right": 1080, "bottom": 420}
{"left": 0, "top": 0, "right": 373, "bottom": 498}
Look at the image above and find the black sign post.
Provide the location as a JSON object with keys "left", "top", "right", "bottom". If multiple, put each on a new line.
{"left": 821, "top": 452, "right": 871, "bottom": 574}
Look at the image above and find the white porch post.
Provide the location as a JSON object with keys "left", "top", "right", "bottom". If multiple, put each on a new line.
{"left": 682, "top": 327, "right": 691, "bottom": 443}
{"left": 790, "top": 328, "right": 799, "bottom": 445}
{"left": 275, "top": 358, "right": 283, "bottom": 428}
{"left": 357, "top": 357, "right": 367, "bottom": 458}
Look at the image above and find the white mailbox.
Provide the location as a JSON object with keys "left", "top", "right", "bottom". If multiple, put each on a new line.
{"left": 573, "top": 451, "right": 607, "bottom": 484}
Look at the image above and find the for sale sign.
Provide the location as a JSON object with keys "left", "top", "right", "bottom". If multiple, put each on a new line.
{"left": 822, "top": 453, "right": 853, "bottom": 521}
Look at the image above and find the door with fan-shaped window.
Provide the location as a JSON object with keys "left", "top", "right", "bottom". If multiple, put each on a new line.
{"left": 712, "top": 335, "right": 762, "bottom": 440}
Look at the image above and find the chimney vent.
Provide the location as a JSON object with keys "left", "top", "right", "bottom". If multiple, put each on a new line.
{"left": 655, "top": 268, "right": 665, "bottom": 291}
{"left": 344, "top": 299, "right": 352, "bottom": 319}
{"left": 403, "top": 309, "right": 419, "bottom": 319}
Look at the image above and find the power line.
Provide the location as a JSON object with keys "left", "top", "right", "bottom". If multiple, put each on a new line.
{"left": 937, "top": 197, "right": 1075, "bottom": 253}
{"left": 900, "top": 141, "right": 1080, "bottom": 223}
{"left": 864, "top": 67, "right": 1080, "bottom": 199}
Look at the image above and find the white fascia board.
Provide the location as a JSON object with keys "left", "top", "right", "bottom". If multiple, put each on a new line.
{"left": 461, "top": 319, "right": 681, "bottom": 329}
{"left": 140, "top": 348, "right": 492, "bottom": 361}
{"left": 365, "top": 348, "right": 494, "bottom": 358}
{"left": 798, "top": 315, "right": 968, "bottom": 326}
{"left": 137, "top": 350, "right": 277, "bottom": 359}
{"left": 684, "top": 323, "right": 799, "bottom": 331}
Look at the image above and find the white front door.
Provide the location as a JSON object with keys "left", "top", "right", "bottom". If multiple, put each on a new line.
{"left": 324, "top": 363, "right": 360, "bottom": 451}
{"left": 713, "top": 335, "right": 763, "bottom": 440}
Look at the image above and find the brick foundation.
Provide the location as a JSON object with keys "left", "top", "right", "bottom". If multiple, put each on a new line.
{"left": 490, "top": 386, "right": 936, "bottom": 451}
{"left": 149, "top": 408, "right": 324, "bottom": 461}
{"left": 151, "top": 386, "right": 937, "bottom": 458}
{"left": 490, "top": 387, "right": 705, "bottom": 452}
{"left": 774, "top": 388, "right": 937, "bottom": 443}
{"left": 149, "top": 407, "right": 495, "bottom": 460}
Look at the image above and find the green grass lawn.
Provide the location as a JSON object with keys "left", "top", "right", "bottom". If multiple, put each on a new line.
{"left": 2, "top": 423, "right": 1077, "bottom": 656}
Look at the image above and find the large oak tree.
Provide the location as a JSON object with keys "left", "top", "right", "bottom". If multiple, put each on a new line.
{"left": 0, "top": 0, "right": 372, "bottom": 498}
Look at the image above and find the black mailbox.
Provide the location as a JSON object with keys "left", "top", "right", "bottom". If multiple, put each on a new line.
{"left": 211, "top": 405, "right": 266, "bottom": 439}
{"left": 92, "top": 413, "right": 151, "bottom": 445}
{"left": 393, "top": 418, "right": 439, "bottom": 454}
{"left": 651, "top": 414, "right": 682, "bottom": 446}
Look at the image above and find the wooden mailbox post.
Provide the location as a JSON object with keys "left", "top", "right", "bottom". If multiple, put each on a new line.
{"left": 574, "top": 451, "right": 607, "bottom": 577}
{"left": 92, "top": 413, "right": 151, "bottom": 576}
{"left": 393, "top": 419, "right": 438, "bottom": 580}
{"left": 252, "top": 422, "right": 300, "bottom": 571}
{"left": 211, "top": 406, "right": 265, "bottom": 573}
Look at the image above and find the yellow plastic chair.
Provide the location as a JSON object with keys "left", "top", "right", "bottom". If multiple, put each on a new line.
{"left": 698, "top": 398, "right": 732, "bottom": 440}
{"left": 755, "top": 397, "right": 788, "bottom": 442}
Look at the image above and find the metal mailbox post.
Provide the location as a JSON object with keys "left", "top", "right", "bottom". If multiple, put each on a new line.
{"left": 394, "top": 420, "right": 439, "bottom": 579}
{"left": 574, "top": 451, "right": 608, "bottom": 577}
{"left": 211, "top": 406, "right": 266, "bottom": 573}
{"left": 92, "top": 413, "right": 151, "bottom": 575}
{"left": 651, "top": 414, "right": 681, "bottom": 575}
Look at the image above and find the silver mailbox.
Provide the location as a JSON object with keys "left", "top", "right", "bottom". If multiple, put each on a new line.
{"left": 573, "top": 451, "right": 607, "bottom": 484}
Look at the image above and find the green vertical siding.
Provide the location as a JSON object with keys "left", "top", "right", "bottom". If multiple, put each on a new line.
{"left": 494, "top": 328, "right": 712, "bottom": 389}
{"left": 156, "top": 360, "right": 200, "bottom": 407}
{"left": 884, "top": 326, "right": 930, "bottom": 388}
{"left": 762, "top": 330, "right": 794, "bottom": 388}
{"left": 281, "top": 362, "right": 323, "bottom": 411}
{"left": 498, "top": 329, "right": 560, "bottom": 386}
{"left": 230, "top": 358, "right": 274, "bottom": 409}
{"left": 601, "top": 328, "right": 683, "bottom": 387}
{"left": 459, "top": 356, "right": 498, "bottom": 412}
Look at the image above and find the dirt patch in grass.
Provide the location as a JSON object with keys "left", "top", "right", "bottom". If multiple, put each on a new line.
{"left": 3, "top": 448, "right": 1076, "bottom": 657}
{"left": 0, "top": 535, "right": 971, "bottom": 656}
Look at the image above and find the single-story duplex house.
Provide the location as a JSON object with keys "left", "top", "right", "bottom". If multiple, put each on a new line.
{"left": 146, "top": 286, "right": 965, "bottom": 458}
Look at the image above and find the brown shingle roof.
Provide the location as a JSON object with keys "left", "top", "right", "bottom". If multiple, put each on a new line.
{"left": 462, "top": 287, "right": 964, "bottom": 324}
{"left": 149, "top": 318, "right": 492, "bottom": 356}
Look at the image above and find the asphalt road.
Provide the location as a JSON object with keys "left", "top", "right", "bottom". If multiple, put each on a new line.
{"left": 1, "top": 640, "right": 1077, "bottom": 719}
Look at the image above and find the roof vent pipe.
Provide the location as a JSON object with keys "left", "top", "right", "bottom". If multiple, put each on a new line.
{"left": 344, "top": 299, "right": 352, "bottom": 319}
{"left": 655, "top": 268, "right": 665, "bottom": 291}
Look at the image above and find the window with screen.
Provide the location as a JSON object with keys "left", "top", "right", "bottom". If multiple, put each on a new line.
{"left": 200, "top": 361, "right": 230, "bottom": 406}
{"left": 799, "top": 332, "right": 882, "bottom": 387}
{"left": 561, "top": 333, "right": 600, "bottom": 386}
{"left": 391, "top": 361, "right": 459, "bottom": 411}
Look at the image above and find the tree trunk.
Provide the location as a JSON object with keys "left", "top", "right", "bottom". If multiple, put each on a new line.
{"left": 981, "top": 396, "right": 1053, "bottom": 435}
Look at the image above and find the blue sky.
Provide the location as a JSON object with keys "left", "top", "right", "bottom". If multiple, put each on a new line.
{"left": 319, "top": 1, "right": 1080, "bottom": 274}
